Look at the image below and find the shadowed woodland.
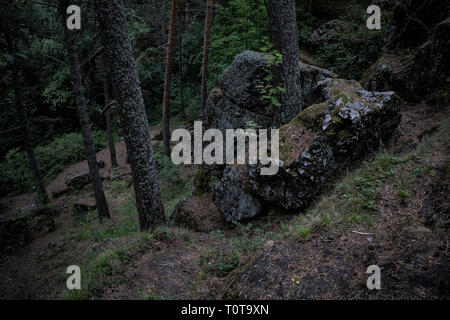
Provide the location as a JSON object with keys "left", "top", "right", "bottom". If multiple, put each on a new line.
{"left": 0, "top": 0, "right": 449, "bottom": 300}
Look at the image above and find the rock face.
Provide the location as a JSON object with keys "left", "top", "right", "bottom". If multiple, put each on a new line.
{"left": 362, "top": 18, "right": 450, "bottom": 98}
{"left": 407, "top": 19, "right": 450, "bottom": 94}
{"left": 213, "top": 166, "right": 263, "bottom": 222}
{"left": 213, "top": 78, "right": 401, "bottom": 221}
{"left": 202, "top": 50, "right": 335, "bottom": 132}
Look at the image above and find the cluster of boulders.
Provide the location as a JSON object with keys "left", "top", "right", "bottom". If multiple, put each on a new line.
{"left": 172, "top": 0, "right": 448, "bottom": 229}
{"left": 171, "top": 49, "right": 402, "bottom": 227}
{"left": 212, "top": 78, "right": 401, "bottom": 222}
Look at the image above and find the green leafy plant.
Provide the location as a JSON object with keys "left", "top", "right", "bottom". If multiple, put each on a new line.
{"left": 256, "top": 46, "right": 285, "bottom": 107}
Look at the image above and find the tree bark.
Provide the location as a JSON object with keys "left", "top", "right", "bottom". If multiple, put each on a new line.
{"left": 162, "top": 0, "right": 178, "bottom": 157}
{"left": 4, "top": 25, "right": 50, "bottom": 204}
{"left": 4, "top": 22, "right": 49, "bottom": 204}
{"left": 101, "top": 53, "right": 118, "bottom": 168}
{"left": 265, "top": 0, "right": 302, "bottom": 123}
{"left": 95, "top": 0, "right": 166, "bottom": 231}
{"left": 200, "top": 0, "right": 214, "bottom": 111}
{"left": 13, "top": 70, "right": 50, "bottom": 204}
{"left": 61, "top": 1, "right": 110, "bottom": 221}
{"left": 178, "top": 7, "right": 185, "bottom": 120}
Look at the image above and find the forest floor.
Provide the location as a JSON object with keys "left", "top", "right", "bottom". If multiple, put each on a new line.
{"left": 0, "top": 100, "right": 449, "bottom": 300}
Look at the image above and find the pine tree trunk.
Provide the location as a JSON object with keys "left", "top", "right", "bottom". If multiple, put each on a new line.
{"left": 265, "top": 0, "right": 302, "bottom": 123}
{"left": 5, "top": 23, "right": 49, "bottom": 204}
{"left": 13, "top": 71, "right": 49, "bottom": 204}
{"left": 95, "top": 0, "right": 166, "bottom": 231}
{"left": 101, "top": 54, "right": 118, "bottom": 168}
{"left": 162, "top": 0, "right": 178, "bottom": 157}
{"left": 178, "top": 8, "right": 185, "bottom": 120}
{"left": 61, "top": 3, "right": 110, "bottom": 221}
{"left": 200, "top": 0, "right": 214, "bottom": 111}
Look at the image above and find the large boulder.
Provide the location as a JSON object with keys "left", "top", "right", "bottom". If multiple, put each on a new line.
{"left": 202, "top": 50, "right": 335, "bottom": 132}
{"left": 213, "top": 78, "right": 401, "bottom": 221}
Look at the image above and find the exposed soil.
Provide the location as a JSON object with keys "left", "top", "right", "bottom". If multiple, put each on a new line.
{"left": 226, "top": 150, "right": 449, "bottom": 299}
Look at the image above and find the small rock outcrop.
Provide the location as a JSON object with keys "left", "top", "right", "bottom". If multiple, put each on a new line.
{"left": 362, "top": 0, "right": 449, "bottom": 99}
{"left": 202, "top": 50, "right": 335, "bottom": 132}
{"left": 213, "top": 78, "right": 401, "bottom": 221}
{"left": 65, "top": 172, "right": 91, "bottom": 190}
{"left": 308, "top": 20, "right": 357, "bottom": 49}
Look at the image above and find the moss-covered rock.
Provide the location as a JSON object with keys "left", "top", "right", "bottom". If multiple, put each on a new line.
{"left": 201, "top": 50, "right": 336, "bottom": 132}
{"left": 213, "top": 77, "right": 402, "bottom": 220}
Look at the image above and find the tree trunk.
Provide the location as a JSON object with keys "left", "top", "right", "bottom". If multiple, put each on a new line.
{"left": 178, "top": 8, "right": 185, "bottom": 120}
{"left": 61, "top": 2, "right": 110, "bottom": 221}
{"left": 101, "top": 54, "right": 118, "bottom": 168}
{"left": 4, "top": 23, "right": 49, "bottom": 204}
{"left": 162, "top": 0, "right": 178, "bottom": 157}
{"left": 95, "top": 0, "right": 166, "bottom": 231}
{"left": 265, "top": 0, "right": 302, "bottom": 123}
{"left": 200, "top": 0, "right": 214, "bottom": 111}
{"left": 13, "top": 71, "right": 50, "bottom": 204}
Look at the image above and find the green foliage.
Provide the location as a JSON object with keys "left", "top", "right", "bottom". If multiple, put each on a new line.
{"left": 199, "top": 249, "right": 240, "bottom": 277}
{"left": 208, "top": 0, "right": 270, "bottom": 85}
{"left": 61, "top": 247, "right": 131, "bottom": 300}
{"left": 256, "top": 47, "right": 285, "bottom": 107}
{"left": 314, "top": 20, "right": 388, "bottom": 79}
{"left": 0, "top": 131, "right": 108, "bottom": 195}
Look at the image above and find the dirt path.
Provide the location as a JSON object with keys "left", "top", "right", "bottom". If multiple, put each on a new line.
{"left": 0, "top": 125, "right": 162, "bottom": 214}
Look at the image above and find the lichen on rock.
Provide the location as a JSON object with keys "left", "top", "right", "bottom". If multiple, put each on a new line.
{"left": 212, "top": 76, "right": 402, "bottom": 220}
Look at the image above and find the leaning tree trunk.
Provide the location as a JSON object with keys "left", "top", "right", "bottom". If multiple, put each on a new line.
{"left": 13, "top": 70, "right": 50, "bottom": 204}
{"left": 61, "top": 3, "right": 110, "bottom": 221}
{"left": 200, "top": 0, "right": 214, "bottom": 111}
{"left": 178, "top": 8, "right": 185, "bottom": 120}
{"left": 265, "top": 0, "right": 302, "bottom": 123}
{"left": 101, "top": 53, "right": 118, "bottom": 168}
{"left": 95, "top": 0, "right": 166, "bottom": 231}
{"left": 162, "top": 0, "right": 178, "bottom": 157}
